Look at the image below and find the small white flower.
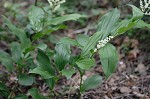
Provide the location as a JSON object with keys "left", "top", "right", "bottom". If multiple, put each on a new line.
{"left": 140, "top": 0, "right": 150, "bottom": 15}
{"left": 94, "top": 48, "right": 97, "bottom": 52}
{"left": 47, "top": 0, "right": 66, "bottom": 12}
{"left": 94, "top": 36, "right": 114, "bottom": 52}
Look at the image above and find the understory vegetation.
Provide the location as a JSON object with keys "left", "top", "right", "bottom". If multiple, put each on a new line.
{"left": 0, "top": 0, "right": 150, "bottom": 99}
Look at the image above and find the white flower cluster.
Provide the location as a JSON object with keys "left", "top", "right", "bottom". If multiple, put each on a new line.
{"left": 47, "top": 0, "right": 65, "bottom": 12}
{"left": 140, "top": 0, "right": 150, "bottom": 15}
{"left": 94, "top": 36, "right": 114, "bottom": 52}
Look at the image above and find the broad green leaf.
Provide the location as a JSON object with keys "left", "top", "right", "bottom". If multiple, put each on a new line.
{"left": 28, "top": 88, "right": 46, "bottom": 99}
{"left": 54, "top": 43, "right": 71, "bottom": 71}
{"left": 76, "top": 58, "right": 95, "bottom": 70}
{"left": 3, "top": 16, "right": 31, "bottom": 50}
{"left": 112, "top": 5, "right": 144, "bottom": 36}
{"left": 0, "top": 82, "right": 9, "bottom": 92}
{"left": 10, "top": 42, "right": 21, "bottom": 62}
{"left": 0, "top": 82, "right": 9, "bottom": 97}
{"left": 128, "top": 5, "right": 143, "bottom": 21}
{"left": 45, "top": 77, "right": 58, "bottom": 90}
{"left": 76, "top": 34, "right": 89, "bottom": 47}
{"left": 113, "top": 20, "right": 136, "bottom": 35}
{"left": 59, "top": 37, "right": 79, "bottom": 46}
{"left": 37, "top": 50, "right": 55, "bottom": 75}
{"left": 97, "top": 8, "right": 120, "bottom": 39}
{"left": 24, "top": 43, "right": 47, "bottom": 55}
{"left": 0, "top": 50, "right": 14, "bottom": 71}
{"left": 99, "top": 43, "right": 118, "bottom": 78}
{"left": 135, "top": 20, "right": 150, "bottom": 28}
{"left": 46, "top": 14, "right": 86, "bottom": 25}
{"left": 82, "top": 30, "right": 105, "bottom": 56}
{"left": 61, "top": 68, "right": 76, "bottom": 79}
{"left": 28, "top": 6, "right": 45, "bottom": 32}
{"left": 0, "top": 26, "right": 3, "bottom": 32}
{"left": 0, "top": 50, "right": 12, "bottom": 61}
{"left": 36, "top": 43, "right": 47, "bottom": 51}
{"left": 18, "top": 74, "right": 34, "bottom": 86}
{"left": 12, "top": 94, "right": 28, "bottom": 99}
{"left": 32, "top": 24, "right": 67, "bottom": 41}
{"left": 81, "top": 75, "right": 102, "bottom": 92}
{"left": 29, "top": 67, "right": 54, "bottom": 79}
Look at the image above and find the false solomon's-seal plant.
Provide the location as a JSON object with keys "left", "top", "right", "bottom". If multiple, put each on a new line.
{"left": 0, "top": 0, "right": 150, "bottom": 98}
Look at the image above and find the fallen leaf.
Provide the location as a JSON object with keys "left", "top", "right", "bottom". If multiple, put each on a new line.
{"left": 131, "top": 39, "right": 139, "bottom": 48}
{"left": 135, "top": 63, "right": 146, "bottom": 75}
{"left": 120, "top": 87, "right": 132, "bottom": 93}
{"left": 128, "top": 48, "right": 140, "bottom": 59}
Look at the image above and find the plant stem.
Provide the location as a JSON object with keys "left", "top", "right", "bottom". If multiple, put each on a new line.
{"left": 34, "top": 0, "right": 37, "bottom": 6}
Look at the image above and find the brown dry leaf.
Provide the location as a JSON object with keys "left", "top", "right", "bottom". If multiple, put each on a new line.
{"left": 67, "top": 29, "right": 75, "bottom": 38}
{"left": 128, "top": 48, "right": 140, "bottom": 59}
{"left": 133, "top": 91, "right": 146, "bottom": 97}
{"left": 135, "top": 63, "right": 146, "bottom": 75}
{"left": 120, "top": 87, "right": 132, "bottom": 94}
{"left": 131, "top": 39, "right": 139, "bottom": 48}
{"left": 123, "top": 36, "right": 130, "bottom": 43}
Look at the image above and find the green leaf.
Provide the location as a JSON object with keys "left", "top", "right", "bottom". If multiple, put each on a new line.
{"left": 76, "top": 58, "right": 95, "bottom": 70}
{"left": 45, "top": 77, "right": 58, "bottom": 90}
{"left": 46, "top": 14, "right": 86, "bottom": 25}
{"left": 18, "top": 74, "right": 34, "bottom": 86}
{"left": 28, "top": 88, "right": 46, "bottom": 99}
{"left": 0, "top": 50, "right": 14, "bottom": 71}
{"left": 97, "top": 8, "right": 120, "bottom": 38}
{"left": 12, "top": 94, "right": 28, "bottom": 99}
{"left": 29, "top": 67, "right": 54, "bottom": 79}
{"left": 3, "top": 16, "right": 31, "bottom": 50}
{"left": 112, "top": 5, "right": 144, "bottom": 36}
{"left": 32, "top": 24, "right": 67, "bottom": 41}
{"left": 10, "top": 42, "right": 21, "bottom": 62}
{"left": 59, "top": 37, "right": 79, "bottom": 46}
{"left": 76, "top": 34, "right": 89, "bottom": 47}
{"left": 99, "top": 43, "right": 118, "bottom": 78}
{"left": 135, "top": 20, "right": 150, "bottom": 28}
{"left": 114, "top": 20, "right": 136, "bottom": 35}
{"left": 28, "top": 6, "right": 45, "bottom": 32}
{"left": 61, "top": 68, "right": 76, "bottom": 79}
{"left": 81, "top": 30, "right": 105, "bottom": 56}
{"left": 37, "top": 50, "right": 55, "bottom": 75}
{"left": 54, "top": 43, "right": 71, "bottom": 71}
{"left": 81, "top": 75, "right": 102, "bottom": 92}
{"left": 36, "top": 43, "right": 47, "bottom": 51}
{"left": 128, "top": 5, "right": 143, "bottom": 21}
{"left": 0, "top": 82, "right": 10, "bottom": 97}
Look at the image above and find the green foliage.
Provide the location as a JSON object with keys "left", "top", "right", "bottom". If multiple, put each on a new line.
{"left": 18, "top": 74, "right": 34, "bottom": 86}
{"left": 28, "top": 6, "right": 45, "bottom": 32}
{"left": 76, "top": 58, "right": 95, "bottom": 70}
{"left": 0, "top": 50, "right": 14, "bottom": 71}
{"left": 12, "top": 94, "right": 28, "bottom": 99}
{"left": 46, "top": 14, "right": 87, "bottom": 26}
{"left": 80, "top": 75, "right": 102, "bottom": 93}
{"left": 0, "top": 1, "right": 150, "bottom": 98}
{"left": 61, "top": 68, "right": 76, "bottom": 79}
{"left": 28, "top": 88, "right": 46, "bottom": 99}
{"left": 99, "top": 43, "right": 118, "bottom": 78}
{"left": 3, "top": 16, "right": 31, "bottom": 50}
{"left": 54, "top": 43, "right": 71, "bottom": 71}
{"left": 0, "top": 82, "right": 10, "bottom": 97}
